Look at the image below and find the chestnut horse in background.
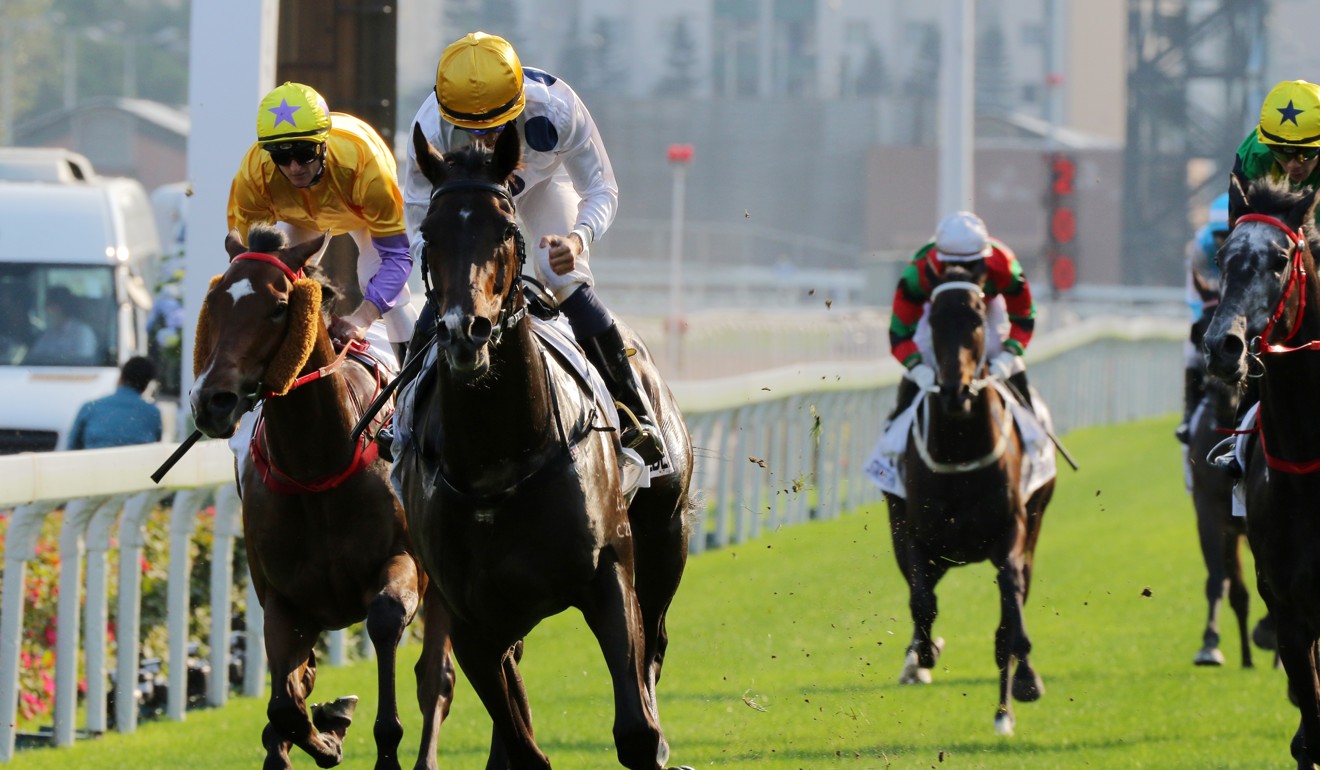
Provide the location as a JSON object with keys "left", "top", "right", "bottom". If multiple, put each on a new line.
{"left": 883, "top": 266, "right": 1054, "bottom": 737}
{"left": 190, "top": 225, "right": 453, "bottom": 770}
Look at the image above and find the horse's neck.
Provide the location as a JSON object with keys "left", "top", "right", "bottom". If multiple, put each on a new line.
{"left": 923, "top": 387, "right": 1009, "bottom": 463}
{"left": 261, "top": 331, "right": 357, "bottom": 469}
{"left": 434, "top": 321, "right": 556, "bottom": 471}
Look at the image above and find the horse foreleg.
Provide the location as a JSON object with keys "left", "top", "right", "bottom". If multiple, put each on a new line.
{"left": 628, "top": 494, "right": 688, "bottom": 693}
{"left": 993, "top": 553, "right": 1042, "bottom": 737}
{"left": 895, "top": 541, "right": 947, "bottom": 685}
{"left": 263, "top": 596, "right": 348, "bottom": 768}
{"left": 366, "top": 554, "right": 424, "bottom": 770}
{"left": 1193, "top": 506, "right": 1228, "bottom": 666}
{"left": 583, "top": 549, "right": 673, "bottom": 770}
{"left": 1269, "top": 615, "right": 1320, "bottom": 768}
{"left": 451, "top": 628, "right": 548, "bottom": 770}
{"left": 1223, "top": 533, "right": 1253, "bottom": 668}
{"left": 411, "top": 584, "right": 455, "bottom": 770}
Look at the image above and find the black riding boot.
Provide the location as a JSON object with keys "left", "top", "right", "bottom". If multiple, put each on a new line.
{"left": 888, "top": 377, "right": 920, "bottom": 422}
{"left": 583, "top": 323, "right": 665, "bottom": 465}
{"left": 1174, "top": 367, "right": 1204, "bottom": 444}
{"left": 374, "top": 306, "right": 439, "bottom": 462}
{"left": 1008, "top": 370, "right": 1034, "bottom": 412}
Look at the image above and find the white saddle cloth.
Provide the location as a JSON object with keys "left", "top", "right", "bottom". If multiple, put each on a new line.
{"left": 864, "top": 382, "right": 1057, "bottom": 501}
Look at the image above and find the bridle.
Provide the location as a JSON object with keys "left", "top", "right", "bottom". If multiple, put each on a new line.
{"left": 913, "top": 280, "right": 1012, "bottom": 473}
{"left": 1236, "top": 213, "right": 1316, "bottom": 354}
{"left": 421, "top": 179, "right": 529, "bottom": 347}
{"left": 226, "top": 251, "right": 383, "bottom": 493}
{"left": 1225, "top": 213, "right": 1320, "bottom": 474}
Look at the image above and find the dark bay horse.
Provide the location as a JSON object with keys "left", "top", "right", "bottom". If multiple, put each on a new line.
{"left": 1203, "top": 177, "right": 1320, "bottom": 769}
{"left": 190, "top": 225, "right": 454, "bottom": 770}
{"left": 394, "top": 125, "right": 695, "bottom": 769}
{"left": 1186, "top": 373, "right": 1253, "bottom": 667}
{"left": 883, "top": 267, "right": 1054, "bottom": 737}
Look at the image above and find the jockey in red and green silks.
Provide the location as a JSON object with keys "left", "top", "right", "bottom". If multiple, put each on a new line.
{"left": 887, "top": 211, "right": 1036, "bottom": 418}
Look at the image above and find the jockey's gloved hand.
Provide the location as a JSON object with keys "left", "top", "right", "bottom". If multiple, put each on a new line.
{"left": 989, "top": 351, "right": 1018, "bottom": 381}
{"left": 906, "top": 362, "right": 936, "bottom": 390}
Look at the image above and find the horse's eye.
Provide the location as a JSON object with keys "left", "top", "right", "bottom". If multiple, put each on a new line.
{"left": 1272, "top": 250, "right": 1291, "bottom": 273}
{"left": 271, "top": 302, "right": 289, "bottom": 321}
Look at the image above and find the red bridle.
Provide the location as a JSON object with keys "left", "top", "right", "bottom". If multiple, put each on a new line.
{"left": 1231, "top": 213, "right": 1320, "bottom": 473}
{"left": 230, "top": 250, "right": 386, "bottom": 492}
{"left": 1238, "top": 214, "right": 1314, "bottom": 353}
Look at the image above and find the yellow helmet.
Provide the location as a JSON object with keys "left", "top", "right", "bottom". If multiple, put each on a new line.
{"left": 435, "top": 32, "right": 525, "bottom": 130}
{"left": 1257, "top": 80, "right": 1320, "bottom": 148}
{"left": 256, "top": 82, "right": 331, "bottom": 146}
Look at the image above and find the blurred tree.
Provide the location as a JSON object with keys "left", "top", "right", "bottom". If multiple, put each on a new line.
{"left": 654, "top": 17, "right": 698, "bottom": 97}
{"left": 444, "top": 0, "right": 521, "bottom": 50}
{"left": 854, "top": 42, "right": 889, "bottom": 97}
{"left": 8, "top": 0, "right": 188, "bottom": 130}
{"left": 588, "top": 16, "right": 626, "bottom": 96}
{"left": 902, "top": 22, "right": 940, "bottom": 145}
{"left": 975, "top": 15, "right": 1013, "bottom": 118}
{"left": 1, "top": 0, "right": 58, "bottom": 140}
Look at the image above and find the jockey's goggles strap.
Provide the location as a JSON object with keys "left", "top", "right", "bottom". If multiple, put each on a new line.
{"left": 233, "top": 251, "right": 305, "bottom": 284}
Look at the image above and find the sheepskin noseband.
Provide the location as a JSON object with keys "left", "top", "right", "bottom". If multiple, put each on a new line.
{"left": 261, "top": 278, "right": 322, "bottom": 396}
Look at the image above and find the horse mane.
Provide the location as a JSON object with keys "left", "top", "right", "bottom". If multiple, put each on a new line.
{"left": 1245, "top": 177, "right": 1320, "bottom": 254}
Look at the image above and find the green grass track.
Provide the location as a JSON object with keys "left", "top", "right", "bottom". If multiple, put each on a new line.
{"left": 6, "top": 416, "right": 1296, "bottom": 768}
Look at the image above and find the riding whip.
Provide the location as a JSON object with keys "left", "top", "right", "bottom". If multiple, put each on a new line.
{"left": 350, "top": 334, "right": 438, "bottom": 443}
{"left": 1000, "top": 379, "right": 1080, "bottom": 471}
{"left": 150, "top": 428, "right": 204, "bottom": 484}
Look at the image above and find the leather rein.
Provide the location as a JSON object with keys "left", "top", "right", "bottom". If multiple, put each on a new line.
{"left": 229, "top": 251, "right": 386, "bottom": 494}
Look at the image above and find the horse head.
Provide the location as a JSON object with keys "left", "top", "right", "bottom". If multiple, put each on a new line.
{"left": 189, "top": 225, "right": 330, "bottom": 437}
{"left": 928, "top": 266, "right": 990, "bottom": 415}
{"left": 411, "top": 123, "right": 524, "bottom": 378}
{"left": 1203, "top": 176, "right": 1320, "bottom": 385}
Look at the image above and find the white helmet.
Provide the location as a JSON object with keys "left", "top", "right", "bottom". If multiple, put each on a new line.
{"left": 934, "top": 211, "right": 992, "bottom": 263}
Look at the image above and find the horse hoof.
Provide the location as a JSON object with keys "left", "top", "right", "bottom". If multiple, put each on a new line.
{"left": 1011, "top": 667, "right": 1044, "bottom": 703}
{"left": 310, "top": 695, "right": 358, "bottom": 738}
{"left": 1253, "top": 619, "right": 1278, "bottom": 651}
{"left": 994, "top": 710, "right": 1015, "bottom": 737}
{"left": 898, "top": 650, "right": 934, "bottom": 684}
{"left": 1193, "top": 647, "right": 1226, "bottom": 666}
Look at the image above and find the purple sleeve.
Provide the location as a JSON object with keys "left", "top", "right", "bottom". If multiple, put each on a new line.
{"left": 363, "top": 233, "right": 413, "bottom": 313}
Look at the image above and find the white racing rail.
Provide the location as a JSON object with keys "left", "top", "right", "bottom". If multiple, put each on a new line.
{"left": 0, "top": 315, "right": 1183, "bottom": 760}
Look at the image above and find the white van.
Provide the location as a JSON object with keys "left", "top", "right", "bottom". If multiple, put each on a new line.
{"left": 0, "top": 148, "right": 161, "bottom": 452}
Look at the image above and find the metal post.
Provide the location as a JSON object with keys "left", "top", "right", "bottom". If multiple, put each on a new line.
{"left": 180, "top": 0, "right": 279, "bottom": 437}
{"left": 666, "top": 144, "right": 693, "bottom": 375}
{"left": 937, "top": 0, "right": 975, "bottom": 217}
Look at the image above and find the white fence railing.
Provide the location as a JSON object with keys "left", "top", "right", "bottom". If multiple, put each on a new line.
{"left": 0, "top": 315, "right": 1184, "bottom": 760}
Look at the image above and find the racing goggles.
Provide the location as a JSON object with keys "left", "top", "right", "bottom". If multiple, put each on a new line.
{"left": 1271, "top": 145, "right": 1320, "bottom": 164}
{"left": 267, "top": 142, "right": 323, "bottom": 167}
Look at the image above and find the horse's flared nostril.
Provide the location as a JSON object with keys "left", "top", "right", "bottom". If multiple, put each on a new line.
{"left": 205, "top": 391, "right": 239, "bottom": 424}
{"left": 468, "top": 316, "right": 492, "bottom": 346}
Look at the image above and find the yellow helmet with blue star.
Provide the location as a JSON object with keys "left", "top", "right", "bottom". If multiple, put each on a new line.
{"left": 1257, "top": 80, "right": 1320, "bottom": 148}
{"left": 256, "top": 82, "right": 332, "bottom": 146}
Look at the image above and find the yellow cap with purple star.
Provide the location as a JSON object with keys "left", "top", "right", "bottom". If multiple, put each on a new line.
{"left": 1257, "top": 80, "right": 1320, "bottom": 148}
{"left": 256, "top": 82, "right": 332, "bottom": 146}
